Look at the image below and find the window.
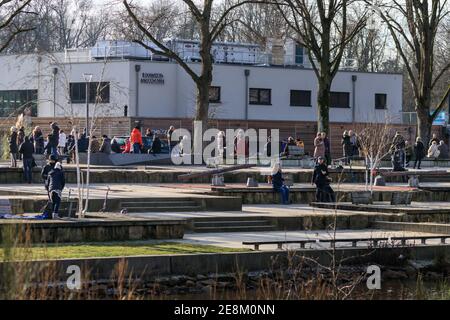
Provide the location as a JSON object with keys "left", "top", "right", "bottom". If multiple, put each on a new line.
{"left": 375, "top": 93, "right": 387, "bottom": 110}
{"left": 209, "top": 86, "right": 221, "bottom": 103}
{"left": 249, "top": 88, "right": 271, "bottom": 105}
{"left": 295, "top": 44, "right": 304, "bottom": 65}
{"left": 290, "top": 90, "right": 311, "bottom": 107}
{"left": 70, "top": 82, "right": 110, "bottom": 104}
{"left": 330, "top": 92, "right": 350, "bottom": 108}
{"left": 0, "top": 90, "right": 38, "bottom": 117}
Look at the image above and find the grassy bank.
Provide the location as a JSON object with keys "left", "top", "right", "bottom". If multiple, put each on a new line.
{"left": 0, "top": 241, "right": 246, "bottom": 260}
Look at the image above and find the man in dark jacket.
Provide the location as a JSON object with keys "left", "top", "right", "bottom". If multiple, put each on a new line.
{"left": 313, "top": 157, "right": 335, "bottom": 202}
{"left": 47, "top": 162, "right": 65, "bottom": 219}
{"left": 47, "top": 122, "right": 60, "bottom": 157}
{"left": 149, "top": 136, "right": 162, "bottom": 155}
{"left": 41, "top": 154, "right": 58, "bottom": 193}
{"left": 19, "top": 136, "right": 35, "bottom": 184}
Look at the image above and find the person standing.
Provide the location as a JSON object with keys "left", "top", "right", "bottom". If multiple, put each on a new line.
{"left": 349, "top": 130, "right": 359, "bottom": 157}
{"left": 167, "top": 126, "right": 176, "bottom": 152}
{"left": 49, "top": 122, "right": 60, "bottom": 157}
{"left": 58, "top": 130, "right": 67, "bottom": 155}
{"left": 8, "top": 126, "right": 18, "bottom": 168}
{"left": 392, "top": 131, "right": 406, "bottom": 166}
{"left": 313, "top": 132, "right": 325, "bottom": 161}
{"left": 413, "top": 137, "right": 425, "bottom": 169}
{"left": 322, "top": 132, "right": 331, "bottom": 166}
{"left": 405, "top": 141, "right": 413, "bottom": 168}
{"left": 90, "top": 136, "right": 100, "bottom": 153}
{"left": 17, "top": 127, "right": 25, "bottom": 160}
{"left": 19, "top": 136, "right": 34, "bottom": 184}
{"left": 32, "top": 126, "right": 45, "bottom": 155}
{"left": 312, "top": 156, "right": 335, "bottom": 202}
{"left": 47, "top": 162, "right": 65, "bottom": 219}
{"left": 271, "top": 162, "right": 290, "bottom": 205}
{"left": 341, "top": 131, "right": 352, "bottom": 165}
{"left": 130, "top": 126, "right": 143, "bottom": 154}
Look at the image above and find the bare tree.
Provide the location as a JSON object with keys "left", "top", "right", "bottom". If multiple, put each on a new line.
{"left": 123, "top": 0, "right": 257, "bottom": 154}
{"left": 0, "top": 0, "right": 34, "bottom": 52}
{"left": 275, "top": 0, "right": 368, "bottom": 134}
{"left": 368, "top": 0, "right": 450, "bottom": 145}
{"left": 356, "top": 120, "right": 394, "bottom": 191}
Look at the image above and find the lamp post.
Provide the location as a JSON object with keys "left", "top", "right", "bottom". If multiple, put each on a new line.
{"left": 52, "top": 68, "right": 58, "bottom": 120}
{"left": 83, "top": 73, "right": 93, "bottom": 133}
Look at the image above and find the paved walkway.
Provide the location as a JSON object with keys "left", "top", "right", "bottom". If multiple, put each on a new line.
{"left": 180, "top": 229, "right": 448, "bottom": 250}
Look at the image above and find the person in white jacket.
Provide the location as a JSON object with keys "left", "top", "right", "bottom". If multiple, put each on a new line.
{"left": 427, "top": 140, "right": 440, "bottom": 159}
{"left": 58, "top": 130, "right": 67, "bottom": 155}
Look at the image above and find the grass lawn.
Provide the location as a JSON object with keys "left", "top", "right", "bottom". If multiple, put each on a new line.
{"left": 0, "top": 241, "right": 247, "bottom": 260}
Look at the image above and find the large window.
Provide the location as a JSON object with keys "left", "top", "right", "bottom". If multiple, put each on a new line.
{"left": 330, "top": 92, "right": 350, "bottom": 108}
{"left": 375, "top": 93, "right": 387, "bottom": 110}
{"left": 249, "top": 88, "right": 271, "bottom": 105}
{"left": 70, "top": 82, "right": 110, "bottom": 104}
{"left": 0, "top": 90, "right": 37, "bottom": 117}
{"left": 290, "top": 90, "right": 311, "bottom": 107}
{"left": 209, "top": 86, "right": 221, "bottom": 103}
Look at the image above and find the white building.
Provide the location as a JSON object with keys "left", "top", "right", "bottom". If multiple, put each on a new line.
{"left": 0, "top": 40, "right": 403, "bottom": 124}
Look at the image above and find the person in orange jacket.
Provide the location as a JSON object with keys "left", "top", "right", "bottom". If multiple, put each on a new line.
{"left": 130, "top": 126, "right": 143, "bottom": 154}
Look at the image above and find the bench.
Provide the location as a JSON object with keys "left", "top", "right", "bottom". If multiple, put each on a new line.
{"left": 320, "top": 235, "right": 450, "bottom": 248}
{"left": 242, "top": 240, "right": 317, "bottom": 251}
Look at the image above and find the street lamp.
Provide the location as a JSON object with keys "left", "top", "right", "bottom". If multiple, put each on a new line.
{"left": 83, "top": 73, "right": 93, "bottom": 133}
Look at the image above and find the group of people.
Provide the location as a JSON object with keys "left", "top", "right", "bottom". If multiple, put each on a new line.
{"left": 391, "top": 132, "right": 449, "bottom": 171}
{"left": 120, "top": 126, "right": 163, "bottom": 154}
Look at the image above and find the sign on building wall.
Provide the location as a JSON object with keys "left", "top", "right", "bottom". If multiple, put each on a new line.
{"left": 141, "top": 73, "right": 165, "bottom": 85}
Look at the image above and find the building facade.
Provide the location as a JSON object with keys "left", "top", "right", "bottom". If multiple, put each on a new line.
{"left": 0, "top": 42, "right": 403, "bottom": 125}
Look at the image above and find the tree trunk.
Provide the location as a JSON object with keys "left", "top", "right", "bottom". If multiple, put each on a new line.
{"left": 416, "top": 107, "right": 433, "bottom": 146}
{"left": 317, "top": 77, "right": 331, "bottom": 134}
{"left": 193, "top": 35, "right": 213, "bottom": 162}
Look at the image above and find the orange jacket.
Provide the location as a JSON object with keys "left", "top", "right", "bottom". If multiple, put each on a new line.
{"left": 130, "top": 128, "right": 143, "bottom": 145}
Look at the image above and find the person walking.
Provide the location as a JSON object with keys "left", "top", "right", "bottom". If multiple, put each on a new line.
{"left": 8, "top": 126, "right": 18, "bottom": 168}
{"left": 313, "top": 132, "right": 325, "bottom": 161}
{"left": 58, "top": 130, "right": 67, "bottom": 156}
{"left": 271, "top": 162, "right": 290, "bottom": 205}
{"left": 130, "top": 126, "right": 143, "bottom": 154}
{"left": 312, "top": 156, "right": 335, "bottom": 202}
{"left": 413, "top": 137, "right": 425, "bottom": 169}
{"left": 19, "top": 136, "right": 35, "bottom": 184}
{"left": 47, "top": 162, "right": 65, "bottom": 219}
{"left": 341, "top": 131, "right": 352, "bottom": 165}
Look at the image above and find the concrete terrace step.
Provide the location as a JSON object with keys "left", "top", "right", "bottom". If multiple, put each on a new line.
{"left": 121, "top": 201, "right": 198, "bottom": 208}
{"left": 122, "top": 206, "right": 204, "bottom": 213}
{"left": 193, "top": 220, "right": 273, "bottom": 228}
{"left": 193, "top": 225, "right": 277, "bottom": 233}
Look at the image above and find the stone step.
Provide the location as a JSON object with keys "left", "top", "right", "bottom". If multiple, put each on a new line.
{"left": 193, "top": 220, "right": 272, "bottom": 228}
{"left": 193, "top": 225, "right": 277, "bottom": 233}
{"left": 121, "top": 201, "right": 198, "bottom": 208}
{"left": 123, "top": 206, "right": 203, "bottom": 213}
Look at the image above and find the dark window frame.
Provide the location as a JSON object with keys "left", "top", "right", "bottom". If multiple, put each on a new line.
{"left": 70, "top": 82, "right": 110, "bottom": 104}
{"left": 375, "top": 93, "right": 387, "bottom": 110}
{"left": 290, "top": 90, "right": 312, "bottom": 107}
{"left": 330, "top": 91, "right": 350, "bottom": 108}
{"left": 249, "top": 88, "right": 272, "bottom": 105}
{"left": 0, "top": 89, "right": 38, "bottom": 117}
{"left": 209, "top": 86, "right": 221, "bottom": 103}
